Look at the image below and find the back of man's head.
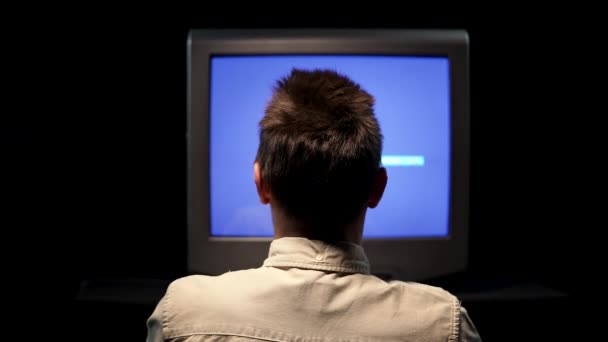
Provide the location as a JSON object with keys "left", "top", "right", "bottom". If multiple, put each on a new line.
{"left": 256, "top": 68, "right": 383, "bottom": 237}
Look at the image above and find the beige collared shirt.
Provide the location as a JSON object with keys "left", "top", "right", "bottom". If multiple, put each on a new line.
{"left": 147, "top": 237, "right": 481, "bottom": 341}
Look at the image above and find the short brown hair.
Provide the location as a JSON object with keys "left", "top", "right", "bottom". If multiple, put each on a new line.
{"left": 256, "top": 68, "right": 383, "bottom": 229}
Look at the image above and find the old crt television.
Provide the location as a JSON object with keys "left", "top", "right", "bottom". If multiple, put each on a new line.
{"left": 187, "top": 29, "right": 469, "bottom": 281}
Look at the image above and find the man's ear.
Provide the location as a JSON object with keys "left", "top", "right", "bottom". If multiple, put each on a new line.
{"left": 254, "top": 161, "right": 271, "bottom": 205}
{"left": 367, "top": 167, "right": 387, "bottom": 209}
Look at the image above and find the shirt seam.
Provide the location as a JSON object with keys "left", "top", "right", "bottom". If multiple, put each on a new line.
{"left": 449, "top": 296, "right": 461, "bottom": 342}
{"left": 164, "top": 329, "right": 386, "bottom": 342}
{"left": 164, "top": 331, "right": 284, "bottom": 342}
{"left": 264, "top": 260, "right": 370, "bottom": 274}
{"left": 163, "top": 324, "right": 371, "bottom": 342}
{"left": 162, "top": 282, "right": 171, "bottom": 336}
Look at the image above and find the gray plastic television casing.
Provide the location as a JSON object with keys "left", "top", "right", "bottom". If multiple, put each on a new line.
{"left": 187, "top": 29, "right": 469, "bottom": 281}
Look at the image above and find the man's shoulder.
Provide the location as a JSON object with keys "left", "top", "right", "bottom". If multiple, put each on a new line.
{"left": 166, "top": 268, "right": 263, "bottom": 294}
{"left": 163, "top": 268, "right": 276, "bottom": 310}
{"left": 381, "top": 279, "right": 461, "bottom": 317}
{"left": 390, "top": 282, "right": 481, "bottom": 341}
{"left": 156, "top": 268, "right": 301, "bottom": 337}
{"left": 378, "top": 280, "right": 464, "bottom": 338}
{"left": 393, "top": 280, "right": 459, "bottom": 302}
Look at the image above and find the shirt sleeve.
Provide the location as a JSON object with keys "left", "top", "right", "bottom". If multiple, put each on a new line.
{"left": 459, "top": 306, "right": 482, "bottom": 342}
{"left": 146, "top": 296, "right": 166, "bottom": 342}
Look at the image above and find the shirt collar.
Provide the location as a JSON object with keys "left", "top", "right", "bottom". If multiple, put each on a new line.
{"left": 263, "top": 237, "right": 370, "bottom": 274}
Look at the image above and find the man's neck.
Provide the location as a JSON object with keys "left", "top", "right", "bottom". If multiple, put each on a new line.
{"left": 271, "top": 207, "right": 364, "bottom": 245}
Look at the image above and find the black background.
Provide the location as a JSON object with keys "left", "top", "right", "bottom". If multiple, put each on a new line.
{"left": 6, "top": 6, "right": 584, "bottom": 341}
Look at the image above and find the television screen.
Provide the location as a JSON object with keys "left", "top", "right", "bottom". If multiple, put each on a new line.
{"left": 209, "top": 55, "right": 450, "bottom": 238}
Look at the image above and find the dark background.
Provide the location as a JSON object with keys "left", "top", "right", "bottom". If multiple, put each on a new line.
{"left": 6, "top": 6, "right": 583, "bottom": 341}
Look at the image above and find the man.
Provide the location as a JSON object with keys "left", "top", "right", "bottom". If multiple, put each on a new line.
{"left": 147, "top": 69, "right": 481, "bottom": 341}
